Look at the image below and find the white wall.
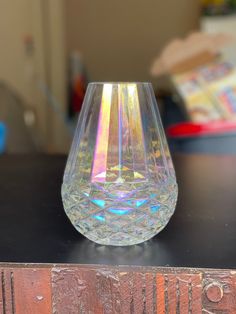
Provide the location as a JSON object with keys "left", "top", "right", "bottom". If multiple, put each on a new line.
{"left": 65, "top": 0, "right": 200, "bottom": 87}
{"left": 0, "top": 0, "right": 70, "bottom": 153}
{"left": 201, "top": 15, "right": 236, "bottom": 66}
{"left": 0, "top": 0, "right": 33, "bottom": 104}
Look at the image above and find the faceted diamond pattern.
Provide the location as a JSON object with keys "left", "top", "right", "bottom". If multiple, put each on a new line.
{"left": 62, "top": 83, "right": 178, "bottom": 245}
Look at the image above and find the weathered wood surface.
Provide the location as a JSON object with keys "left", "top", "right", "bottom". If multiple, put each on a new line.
{"left": 0, "top": 264, "right": 236, "bottom": 313}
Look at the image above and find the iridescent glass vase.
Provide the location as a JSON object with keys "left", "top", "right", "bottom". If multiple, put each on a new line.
{"left": 62, "top": 83, "right": 178, "bottom": 246}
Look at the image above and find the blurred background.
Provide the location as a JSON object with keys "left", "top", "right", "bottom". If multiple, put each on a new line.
{"left": 1, "top": 0, "right": 236, "bottom": 154}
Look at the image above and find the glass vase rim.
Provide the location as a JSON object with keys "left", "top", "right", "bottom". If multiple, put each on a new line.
{"left": 87, "top": 81, "right": 152, "bottom": 86}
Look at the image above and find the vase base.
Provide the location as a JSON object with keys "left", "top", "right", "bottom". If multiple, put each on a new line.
{"left": 75, "top": 218, "right": 172, "bottom": 246}
{"left": 62, "top": 179, "right": 177, "bottom": 247}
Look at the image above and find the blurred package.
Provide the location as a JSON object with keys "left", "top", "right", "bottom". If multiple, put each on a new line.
{"left": 172, "top": 60, "right": 236, "bottom": 122}
{"left": 151, "top": 32, "right": 236, "bottom": 123}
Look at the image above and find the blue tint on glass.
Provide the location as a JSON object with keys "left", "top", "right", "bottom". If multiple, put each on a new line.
{"left": 108, "top": 208, "right": 131, "bottom": 215}
{"left": 91, "top": 199, "right": 105, "bottom": 208}
{"left": 93, "top": 214, "right": 105, "bottom": 222}
{"left": 136, "top": 199, "right": 148, "bottom": 207}
{"left": 151, "top": 204, "right": 161, "bottom": 213}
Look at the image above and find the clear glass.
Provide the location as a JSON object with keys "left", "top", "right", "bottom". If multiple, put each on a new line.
{"left": 62, "top": 82, "right": 178, "bottom": 246}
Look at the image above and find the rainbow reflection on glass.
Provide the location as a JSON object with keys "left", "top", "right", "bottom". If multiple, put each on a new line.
{"left": 62, "top": 82, "right": 178, "bottom": 246}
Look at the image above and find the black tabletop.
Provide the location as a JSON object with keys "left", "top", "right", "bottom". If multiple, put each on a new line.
{"left": 0, "top": 154, "right": 236, "bottom": 269}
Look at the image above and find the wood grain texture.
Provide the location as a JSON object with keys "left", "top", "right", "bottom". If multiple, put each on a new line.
{"left": 145, "top": 273, "right": 155, "bottom": 314}
{"left": 119, "top": 271, "right": 134, "bottom": 313}
{"left": 0, "top": 267, "right": 51, "bottom": 314}
{"left": 0, "top": 269, "right": 14, "bottom": 314}
{"left": 178, "top": 275, "right": 190, "bottom": 314}
{"left": 167, "top": 274, "right": 177, "bottom": 314}
{"left": 191, "top": 272, "right": 202, "bottom": 313}
{"left": 1, "top": 264, "right": 236, "bottom": 313}
{"left": 133, "top": 272, "right": 144, "bottom": 314}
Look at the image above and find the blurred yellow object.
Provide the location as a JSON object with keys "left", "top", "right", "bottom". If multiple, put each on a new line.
{"left": 202, "top": 0, "right": 226, "bottom": 6}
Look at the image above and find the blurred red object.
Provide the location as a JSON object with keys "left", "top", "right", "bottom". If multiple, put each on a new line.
{"left": 167, "top": 120, "right": 236, "bottom": 138}
{"left": 69, "top": 52, "right": 87, "bottom": 116}
{"left": 71, "top": 76, "right": 86, "bottom": 113}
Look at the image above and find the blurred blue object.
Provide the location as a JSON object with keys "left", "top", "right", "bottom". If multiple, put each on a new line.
{"left": 0, "top": 123, "right": 7, "bottom": 154}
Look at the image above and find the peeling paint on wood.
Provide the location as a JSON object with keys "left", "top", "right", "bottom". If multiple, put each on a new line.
{"left": 119, "top": 271, "right": 134, "bottom": 313}
{"left": 191, "top": 273, "right": 202, "bottom": 313}
{"left": 52, "top": 268, "right": 88, "bottom": 314}
{"left": 0, "top": 264, "right": 236, "bottom": 313}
